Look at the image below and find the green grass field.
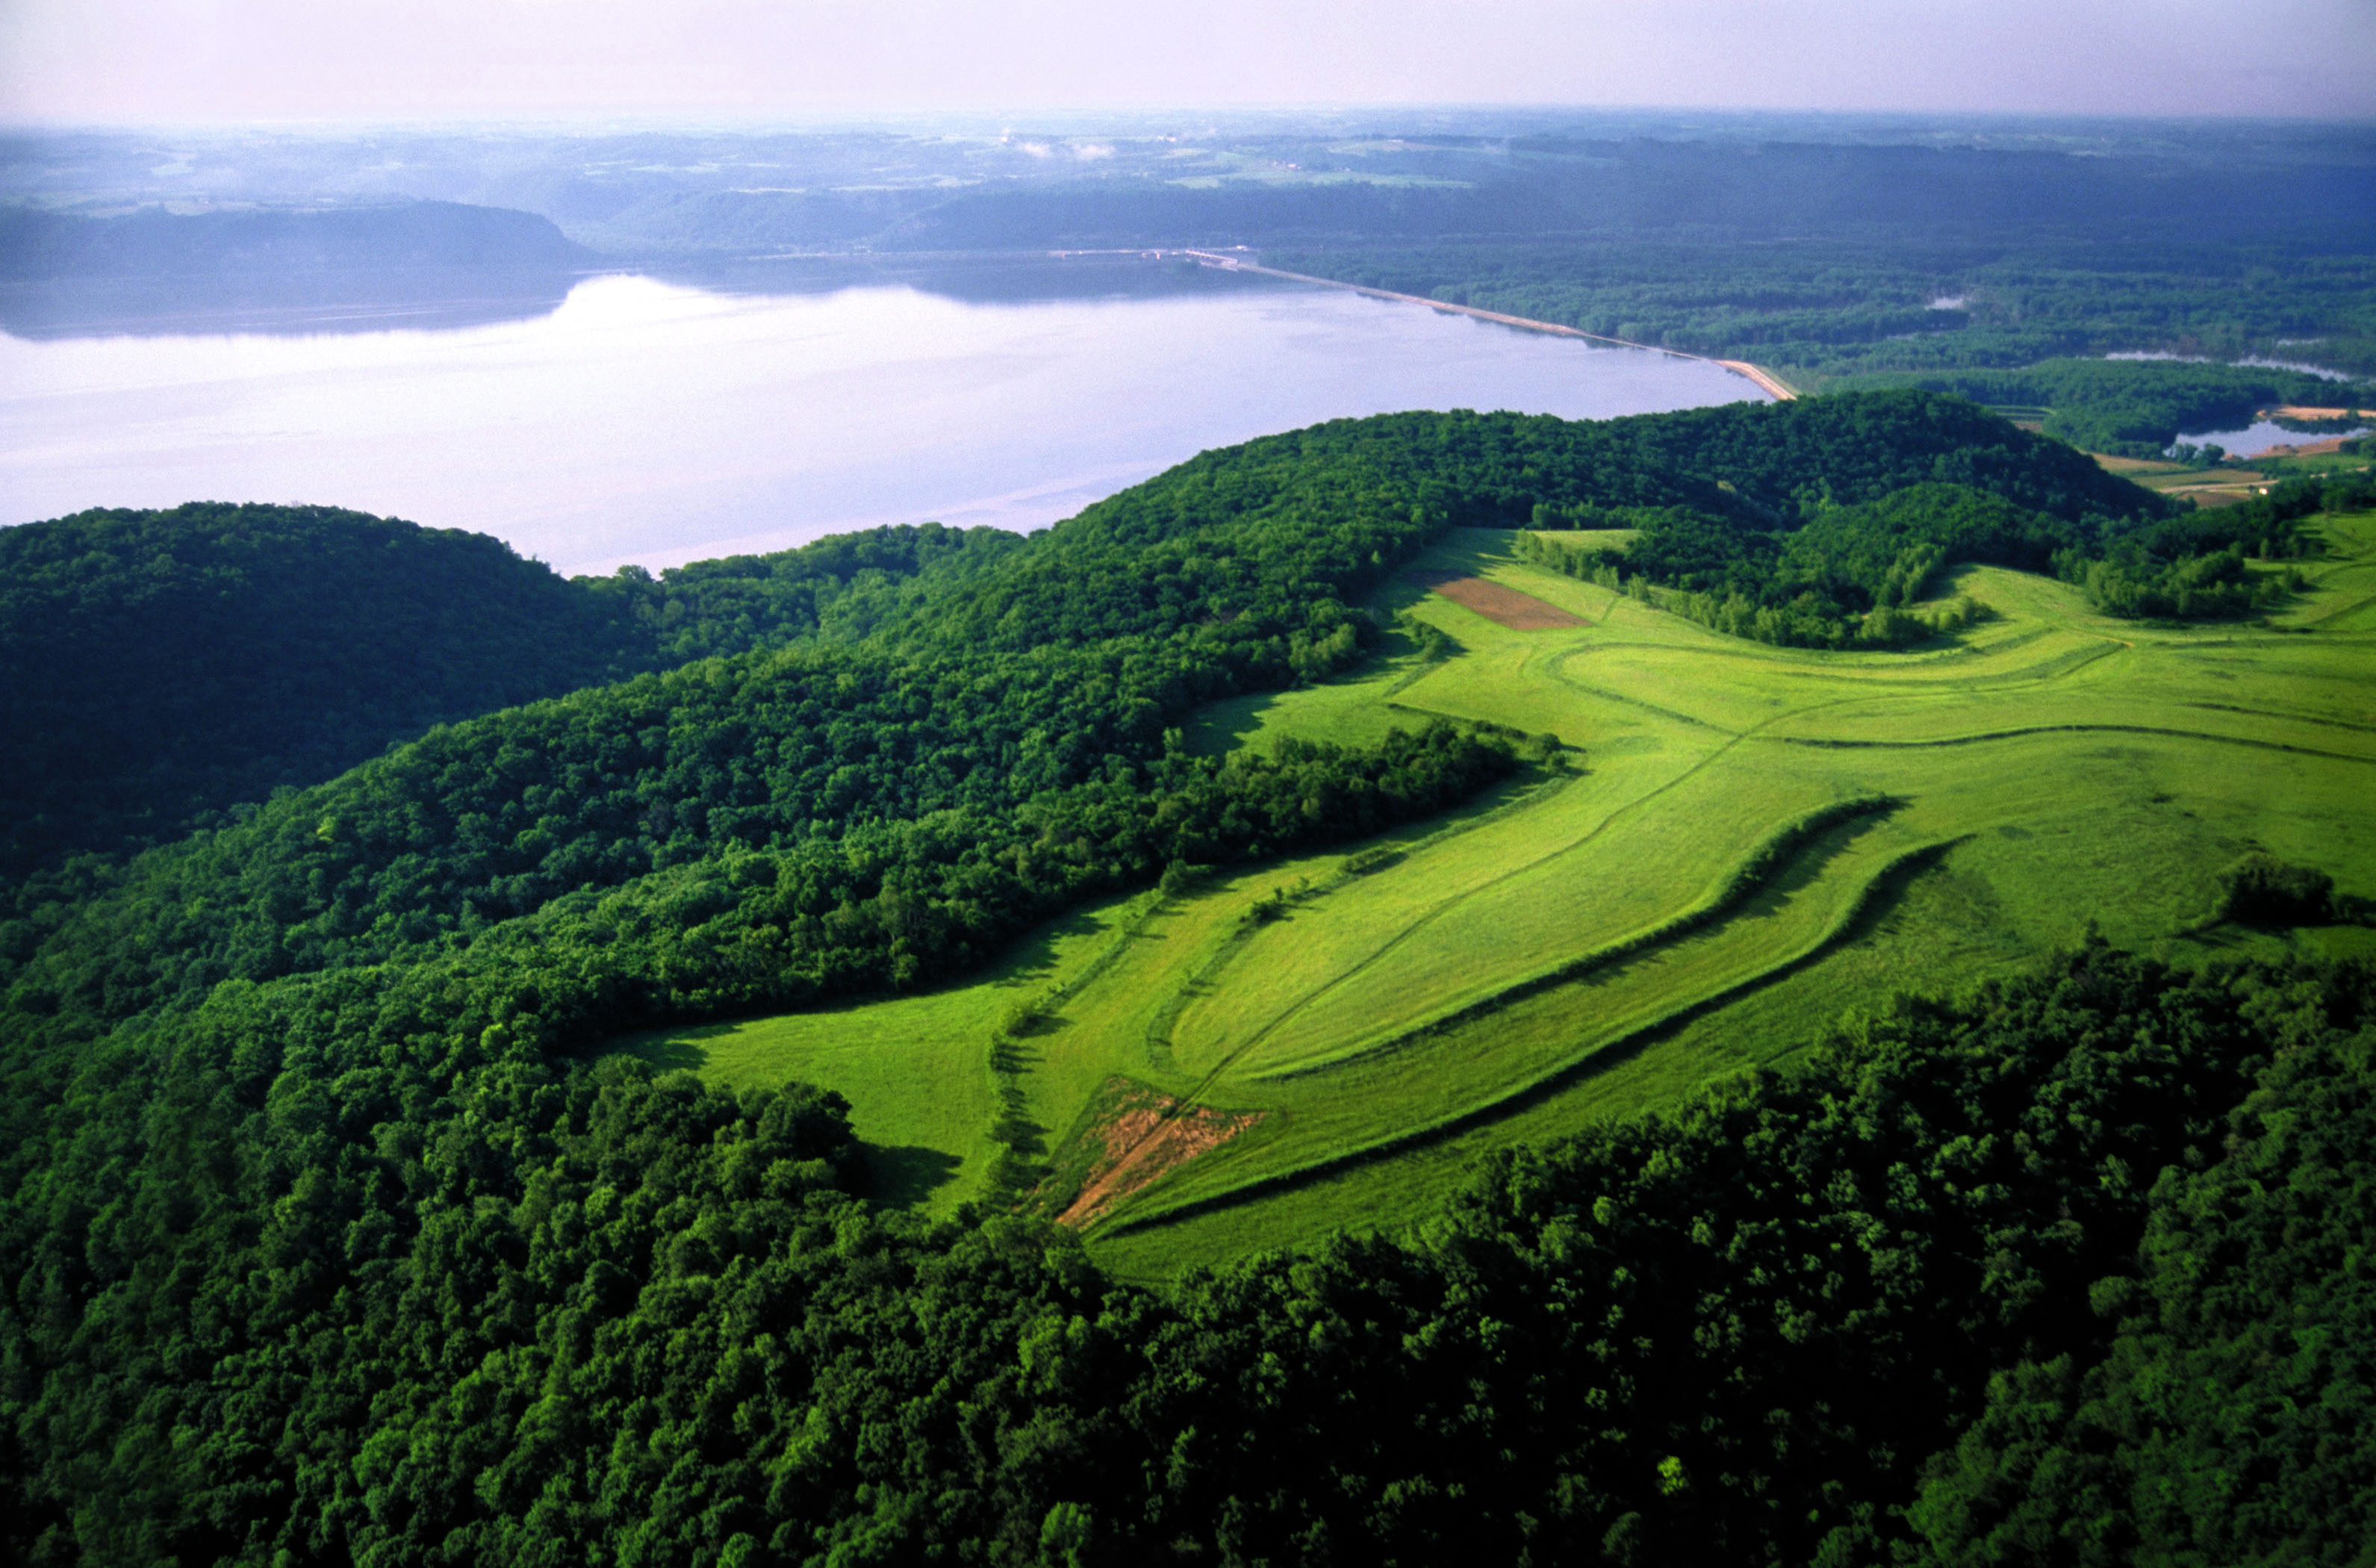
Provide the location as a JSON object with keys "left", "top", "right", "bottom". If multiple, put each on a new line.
{"left": 612, "top": 510, "right": 2376, "bottom": 1279}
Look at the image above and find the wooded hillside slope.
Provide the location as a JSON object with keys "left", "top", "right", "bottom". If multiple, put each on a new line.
{"left": 4, "top": 393, "right": 2365, "bottom": 1567}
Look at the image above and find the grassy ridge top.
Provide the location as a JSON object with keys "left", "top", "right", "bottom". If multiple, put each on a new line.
{"left": 621, "top": 505, "right": 2375, "bottom": 1263}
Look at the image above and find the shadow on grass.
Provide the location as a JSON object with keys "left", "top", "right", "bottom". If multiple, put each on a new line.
{"left": 863, "top": 1143, "right": 965, "bottom": 1208}
{"left": 1179, "top": 617, "right": 1437, "bottom": 757}
{"left": 980, "top": 907, "right": 1111, "bottom": 995}
{"left": 610, "top": 911, "right": 1090, "bottom": 1070}
{"left": 627, "top": 1029, "right": 715, "bottom": 1074}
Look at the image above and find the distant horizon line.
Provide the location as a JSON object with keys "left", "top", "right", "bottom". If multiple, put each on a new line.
{"left": 7, "top": 103, "right": 2376, "bottom": 136}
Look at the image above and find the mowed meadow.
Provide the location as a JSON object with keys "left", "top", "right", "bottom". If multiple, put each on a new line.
{"left": 613, "top": 503, "right": 2376, "bottom": 1276}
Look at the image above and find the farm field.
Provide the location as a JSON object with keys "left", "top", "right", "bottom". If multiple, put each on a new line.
{"left": 2113, "top": 456, "right": 2277, "bottom": 507}
{"left": 615, "top": 508, "right": 2376, "bottom": 1278}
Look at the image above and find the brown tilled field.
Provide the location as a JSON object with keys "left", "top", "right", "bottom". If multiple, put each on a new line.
{"left": 1408, "top": 570, "right": 1587, "bottom": 629}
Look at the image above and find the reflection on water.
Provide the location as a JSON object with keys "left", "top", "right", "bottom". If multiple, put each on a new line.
{"left": 2178, "top": 420, "right": 2370, "bottom": 458}
{"left": 1, "top": 262, "right": 1767, "bottom": 576}
{"left": 0, "top": 253, "right": 1275, "bottom": 341}
{"left": 0, "top": 268, "right": 582, "bottom": 340}
{"left": 656, "top": 252, "right": 1289, "bottom": 308}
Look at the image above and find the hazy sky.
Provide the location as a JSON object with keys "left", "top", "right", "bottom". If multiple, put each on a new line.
{"left": 3, "top": 0, "right": 2373, "bottom": 123}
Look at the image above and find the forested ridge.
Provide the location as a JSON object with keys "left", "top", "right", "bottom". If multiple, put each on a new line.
{"left": 4, "top": 393, "right": 2366, "bottom": 1565}
{"left": 0, "top": 506, "right": 1029, "bottom": 880}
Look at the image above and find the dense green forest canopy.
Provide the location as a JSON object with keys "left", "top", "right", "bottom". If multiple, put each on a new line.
{"left": 7, "top": 930, "right": 2366, "bottom": 1564}
{"left": 0, "top": 503, "right": 634, "bottom": 881}
{"left": 4, "top": 393, "right": 2363, "bottom": 1565}
{"left": 0, "top": 506, "right": 1026, "bottom": 880}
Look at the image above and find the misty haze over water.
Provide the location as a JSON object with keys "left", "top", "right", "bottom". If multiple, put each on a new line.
{"left": 0, "top": 262, "right": 1765, "bottom": 576}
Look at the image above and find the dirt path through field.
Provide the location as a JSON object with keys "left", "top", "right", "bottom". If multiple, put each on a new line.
{"left": 1056, "top": 1086, "right": 1265, "bottom": 1227}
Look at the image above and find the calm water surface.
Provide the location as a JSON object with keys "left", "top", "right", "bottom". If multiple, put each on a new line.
{"left": 1, "top": 269, "right": 1765, "bottom": 575}
{"left": 2175, "top": 419, "right": 2369, "bottom": 458}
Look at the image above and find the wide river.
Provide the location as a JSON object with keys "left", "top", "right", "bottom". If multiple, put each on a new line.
{"left": 1, "top": 263, "right": 1766, "bottom": 576}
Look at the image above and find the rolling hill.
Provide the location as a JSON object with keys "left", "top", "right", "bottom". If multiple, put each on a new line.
{"left": 0, "top": 505, "right": 1025, "bottom": 880}
{"left": 615, "top": 501, "right": 2376, "bottom": 1275}
{"left": 4, "top": 393, "right": 2369, "bottom": 1565}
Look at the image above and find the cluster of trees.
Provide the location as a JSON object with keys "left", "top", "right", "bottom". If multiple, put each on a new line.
{"left": 2218, "top": 853, "right": 2341, "bottom": 927}
{"left": 2053, "top": 468, "right": 2374, "bottom": 620}
{"left": 1528, "top": 459, "right": 2370, "bottom": 646}
{"left": 2055, "top": 542, "right": 2286, "bottom": 620}
{"left": 7, "top": 394, "right": 2367, "bottom": 1563}
{"left": 1531, "top": 483, "right": 2062, "bottom": 648}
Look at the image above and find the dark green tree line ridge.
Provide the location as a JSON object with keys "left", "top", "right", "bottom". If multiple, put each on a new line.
{"left": 1525, "top": 483, "right": 2057, "bottom": 649}
{"left": 0, "top": 503, "right": 636, "bottom": 884}
{"left": 0, "top": 503, "right": 1027, "bottom": 882}
{"left": 6, "top": 927, "right": 2366, "bottom": 1563}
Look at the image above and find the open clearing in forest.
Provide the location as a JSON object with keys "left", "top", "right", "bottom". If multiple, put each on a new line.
{"left": 614, "top": 509, "right": 2376, "bottom": 1276}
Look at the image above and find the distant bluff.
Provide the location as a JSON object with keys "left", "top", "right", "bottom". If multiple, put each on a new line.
{"left": 0, "top": 199, "right": 591, "bottom": 279}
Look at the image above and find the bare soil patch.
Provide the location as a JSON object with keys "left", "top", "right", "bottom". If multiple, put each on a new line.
{"left": 1409, "top": 570, "right": 1588, "bottom": 629}
{"left": 1051, "top": 1079, "right": 1266, "bottom": 1228}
